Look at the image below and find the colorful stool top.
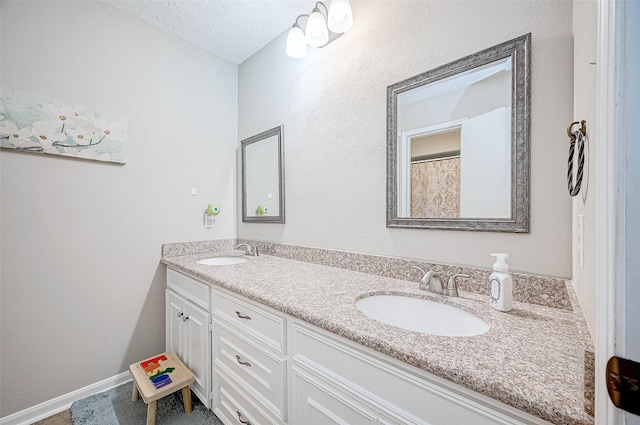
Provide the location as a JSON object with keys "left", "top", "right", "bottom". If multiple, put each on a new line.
{"left": 129, "top": 351, "right": 194, "bottom": 402}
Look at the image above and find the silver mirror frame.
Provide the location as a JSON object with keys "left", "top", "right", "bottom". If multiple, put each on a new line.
{"left": 386, "top": 33, "right": 531, "bottom": 233}
{"left": 241, "top": 125, "right": 285, "bottom": 224}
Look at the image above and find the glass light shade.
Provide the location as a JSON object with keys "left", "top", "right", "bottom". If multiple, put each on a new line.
{"left": 305, "top": 7, "right": 329, "bottom": 47}
{"left": 328, "top": 0, "right": 353, "bottom": 33}
{"left": 286, "top": 24, "right": 308, "bottom": 58}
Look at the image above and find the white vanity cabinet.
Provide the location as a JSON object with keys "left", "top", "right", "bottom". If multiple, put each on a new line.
{"left": 166, "top": 268, "right": 553, "bottom": 425}
{"left": 165, "top": 269, "right": 212, "bottom": 408}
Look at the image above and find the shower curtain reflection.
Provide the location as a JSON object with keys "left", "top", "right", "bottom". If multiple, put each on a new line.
{"left": 410, "top": 156, "right": 460, "bottom": 218}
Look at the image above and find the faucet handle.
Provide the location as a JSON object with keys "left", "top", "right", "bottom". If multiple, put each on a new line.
{"left": 446, "top": 274, "right": 470, "bottom": 297}
{"left": 234, "top": 243, "right": 253, "bottom": 256}
{"left": 409, "top": 265, "right": 427, "bottom": 278}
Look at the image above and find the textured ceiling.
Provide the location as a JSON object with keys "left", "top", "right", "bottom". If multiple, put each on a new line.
{"left": 104, "top": 0, "right": 315, "bottom": 64}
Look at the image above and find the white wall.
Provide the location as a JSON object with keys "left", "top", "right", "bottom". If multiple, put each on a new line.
{"left": 400, "top": 71, "right": 511, "bottom": 132}
{"left": 238, "top": 0, "right": 574, "bottom": 277}
{"left": 572, "top": 0, "right": 598, "bottom": 337}
{"left": 0, "top": 0, "right": 237, "bottom": 416}
{"left": 459, "top": 107, "right": 510, "bottom": 218}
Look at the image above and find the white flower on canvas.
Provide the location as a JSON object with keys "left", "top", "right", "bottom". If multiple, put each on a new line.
{"left": 66, "top": 122, "right": 103, "bottom": 146}
{"left": 43, "top": 103, "right": 87, "bottom": 129}
{"left": 0, "top": 120, "right": 33, "bottom": 146}
{"left": 95, "top": 118, "right": 125, "bottom": 141}
{"left": 32, "top": 120, "right": 66, "bottom": 149}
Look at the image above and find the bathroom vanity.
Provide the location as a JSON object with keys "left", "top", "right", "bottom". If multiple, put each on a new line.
{"left": 162, "top": 246, "right": 594, "bottom": 425}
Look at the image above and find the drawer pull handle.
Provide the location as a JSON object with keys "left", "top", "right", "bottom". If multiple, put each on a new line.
{"left": 237, "top": 411, "right": 251, "bottom": 425}
{"left": 235, "top": 355, "right": 251, "bottom": 367}
{"left": 235, "top": 311, "right": 251, "bottom": 320}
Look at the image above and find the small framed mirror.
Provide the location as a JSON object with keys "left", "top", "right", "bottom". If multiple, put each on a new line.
{"left": 387, "top": 33, "right": 530, "bottom": 232}
{"left": 241, "top": 125, "right": 285, "bottom": 223}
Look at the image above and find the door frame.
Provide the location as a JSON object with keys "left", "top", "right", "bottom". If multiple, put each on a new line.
{"left": 595, "top": 0, "right": 633, "bottom": 423}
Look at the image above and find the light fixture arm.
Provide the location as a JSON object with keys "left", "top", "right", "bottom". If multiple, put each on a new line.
{"left": 294, "top": 14, "right": 309, "bottom": 26}
{"left": 294, "top": 2, "right": 326, "bottom": 27}
{"left": 315, "top": 1, "right": 328, "bottom": 17}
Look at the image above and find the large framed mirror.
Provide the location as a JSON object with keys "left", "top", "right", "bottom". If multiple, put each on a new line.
{"left": 241, "top": 125, "right": 285, "bottom": 223}
{"left": 387, "top": 33, "right": 530, "bottom": 232}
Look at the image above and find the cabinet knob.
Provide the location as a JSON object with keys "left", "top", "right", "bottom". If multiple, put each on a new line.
{"left": 177, "top": 312, "right": 184, "bottom": 318}
{"left": 182, "top": 315, "right": 189, "bottom": 322}
{"left": 237, "top": 411, "right": 251, "bottom": 425}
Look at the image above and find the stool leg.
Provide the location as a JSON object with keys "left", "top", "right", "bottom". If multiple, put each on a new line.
{"left": 146, "top": 400, "right": 156, "bottom": 425}
{"left": 182, "top": 386, "right": 193, "bottom": 415}
{"left": 132, "top": 383, "right": 139, "bottom": 402}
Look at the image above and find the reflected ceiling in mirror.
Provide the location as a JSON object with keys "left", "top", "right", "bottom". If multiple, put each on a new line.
{"left": 241, "top": 125, "right": 285, "bottom": 223}
{"left": 387, "top": 34, "right": 530, "bottom": 232}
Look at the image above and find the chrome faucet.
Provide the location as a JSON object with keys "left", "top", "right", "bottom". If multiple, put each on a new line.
{"left": 235, "top": 243, "right": 259, "bottom": 256}
{"left": 410, "top": 266, "right": 444, "bottom": 295}
{"left": 444, "top": 274, "right": 470, "bottom": 297}
{"left": 411, "top": 267, "right": 470, "bottom": 297}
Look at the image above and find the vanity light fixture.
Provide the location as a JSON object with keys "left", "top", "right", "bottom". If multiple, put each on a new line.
{"left": 285, "top": 0, "right": 353, "bottom": 59}
{"left": 305, "top": 4, "right": 329, "bottom": 47}
{"left": 285, "top": 21, "right": 308, "bottom": 58}
{"left": 327, "top": 0, "right": 353, "bottom": 33}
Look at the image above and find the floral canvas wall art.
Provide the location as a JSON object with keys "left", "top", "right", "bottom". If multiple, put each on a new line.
{"left": 0, "top": 88, "right": 128, "bottom": 164}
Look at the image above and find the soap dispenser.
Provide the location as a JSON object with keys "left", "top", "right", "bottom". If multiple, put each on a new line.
{"left": 489, "top": 253, "right": 512, "bottom": 312}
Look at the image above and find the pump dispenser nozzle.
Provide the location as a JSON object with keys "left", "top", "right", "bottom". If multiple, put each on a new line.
{"left": 490, "top": 253, "right": 509, "bottom": 273}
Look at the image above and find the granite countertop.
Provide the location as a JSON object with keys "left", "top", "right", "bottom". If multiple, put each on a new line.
{"left": 161, "top": 251, "right": 594, "bottom": 425}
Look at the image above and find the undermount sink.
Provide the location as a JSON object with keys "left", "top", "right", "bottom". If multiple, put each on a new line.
{"left": 196, "top": 257, "right": 248, "bottom": 266}
{"left": 355, "top": 295, "right": 489, "bottom": 337}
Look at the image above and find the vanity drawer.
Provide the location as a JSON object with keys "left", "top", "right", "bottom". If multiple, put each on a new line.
{"left": 213, "top": 372, "right": 280, "bottom": 425}
{"left": 213, "top": 320, "right": 287, "bottom": 420}
{"left": 291, "top": 367, "right": 390, "bottom": 425}
{"left": 167, "top": 268, "right": 209, "bottom": 309}
{"left": 212, "top": 288, "right": 286, "bottom": 353}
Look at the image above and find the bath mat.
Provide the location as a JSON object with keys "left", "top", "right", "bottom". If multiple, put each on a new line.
{"left": 70, "top": 381, "right": 223, "bottom": 425}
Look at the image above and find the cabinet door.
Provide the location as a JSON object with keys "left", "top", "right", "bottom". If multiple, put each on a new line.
{"left": 183, "top": 302, "right": 211, "bottom": 407}
{"left": 166, "top": 289, "right": 212, "bottom": 408}
{"left": 166, "top": 290, "right": 185, "bottom": 359}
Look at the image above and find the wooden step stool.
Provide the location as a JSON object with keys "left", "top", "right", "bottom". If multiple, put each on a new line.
{"left": 129, "top": 351, "right": 195, "bottom": 425}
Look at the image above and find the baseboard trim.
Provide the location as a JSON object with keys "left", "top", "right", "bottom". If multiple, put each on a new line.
{"left": 0, "top": 372, "right": 131, "bottom": 425}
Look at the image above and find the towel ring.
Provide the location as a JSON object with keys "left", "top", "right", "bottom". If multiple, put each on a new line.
{"left": 567, "top": 120, "right": 587, "bottom": 140}
{"left": 567, "top": 120, "right": 587, "bottom": 197}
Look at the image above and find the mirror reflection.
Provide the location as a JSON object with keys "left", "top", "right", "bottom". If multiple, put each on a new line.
{"left": 241, "top": 126, "right": 285, "bottom": 223}
{"left": 387, "top": 33, "right": 530, "bottom": 232}
{"left": 398, "top": 57, "right": 512, "bottom": 219}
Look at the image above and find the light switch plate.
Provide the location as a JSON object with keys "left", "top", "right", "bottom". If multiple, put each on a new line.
{"left": 577, "top": 214, "right": 584, "bottom": 268}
